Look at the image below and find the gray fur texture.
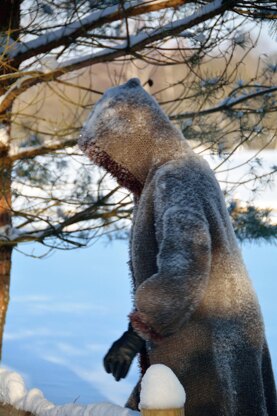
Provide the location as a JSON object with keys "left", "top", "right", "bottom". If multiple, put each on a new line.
{"left": 79, "top": 78, "right": 277, "bottom": 416}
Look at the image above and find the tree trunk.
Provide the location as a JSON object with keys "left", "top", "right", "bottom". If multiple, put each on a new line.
{"left": 0, "top": 0, "right": 21, "bottom": 359}
{"left": 0, "top": 246, "right": 12, "bottom": 359}
{"left": 0, "top": 402, "right": 34, "bottom": 416}
{"left": 0, "top": 149, "right": 12, "bottom": 359}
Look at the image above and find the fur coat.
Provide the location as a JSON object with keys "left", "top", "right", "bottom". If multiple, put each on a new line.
{"left": 79, "top": 78, "right": 277, "bottom": 416}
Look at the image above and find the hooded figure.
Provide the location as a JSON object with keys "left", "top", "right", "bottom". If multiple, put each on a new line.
{"left": 79, "top": 78, "right": 277, "bottom": 416}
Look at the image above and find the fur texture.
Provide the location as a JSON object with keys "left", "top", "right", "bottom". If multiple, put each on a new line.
{"left": 79, "top": 78, "right": 277, "bottom": 416}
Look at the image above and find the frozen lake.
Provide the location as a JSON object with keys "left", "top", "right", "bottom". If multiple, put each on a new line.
{"left": 2, "top": 239, "right": 277, "bottom": 407}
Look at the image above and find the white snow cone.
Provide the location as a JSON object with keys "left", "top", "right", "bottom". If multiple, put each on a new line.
{"left": 139, "top": 365, "right": 186, "bottom": 416}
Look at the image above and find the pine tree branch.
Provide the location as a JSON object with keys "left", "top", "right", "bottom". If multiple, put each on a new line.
{"left": 0, "top": 186, "right": 126, "bottom": 247}
{"left": 235, "top": 9, "right": 277, "bottom": 19}
{"left": 233, "top": 2, "right": 277, "bottom": 20}
{"left": 170, "top": 85, "right": 277, "bottom": 120}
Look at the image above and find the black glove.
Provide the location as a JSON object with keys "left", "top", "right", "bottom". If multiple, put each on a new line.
{"left": 103, "top": 323, "right": 145, "bottom": 381}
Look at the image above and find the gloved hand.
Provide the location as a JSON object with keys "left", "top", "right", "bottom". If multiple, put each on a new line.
{"left": 103, "top": 324, "right": 145, "bottom": 381}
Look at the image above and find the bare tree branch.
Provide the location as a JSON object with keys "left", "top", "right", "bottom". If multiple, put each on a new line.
{"left": 10, "top": 138, "right": 77, "bottom": 162}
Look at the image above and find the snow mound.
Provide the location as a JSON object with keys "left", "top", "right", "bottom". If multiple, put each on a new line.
{"left": 0, "top": 367, "right": 138, "bottom": 416}
{"left": 139, "top": 365, "right": 186, "bottom": 409}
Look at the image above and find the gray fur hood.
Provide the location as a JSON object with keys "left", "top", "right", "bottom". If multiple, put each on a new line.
{"left": 79, "top": 78, "right": 190, "bottom": 195}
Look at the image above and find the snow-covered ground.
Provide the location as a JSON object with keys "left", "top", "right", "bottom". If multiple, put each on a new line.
{"left": 0, "top": 367, "right": 138, "bottom": 416}
{"left": 0, "top": 365, "right": 186, "bottom": 416}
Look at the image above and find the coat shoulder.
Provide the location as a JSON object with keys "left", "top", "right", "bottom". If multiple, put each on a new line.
{"left": 153, "top": 153, "right": 215, "bottom": 184}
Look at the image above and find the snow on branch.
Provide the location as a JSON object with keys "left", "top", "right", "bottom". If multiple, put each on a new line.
{"left": 59, "top": 0, "right": 229, "bottom": 69}
{"left": 0, "top": 0, "right": 230, "bottom": 115}
{"left": 7, "top": 0, "right": 187, "bottom": 65}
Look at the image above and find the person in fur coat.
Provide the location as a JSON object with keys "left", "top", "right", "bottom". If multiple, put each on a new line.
{"left": 79, "top": 78, "right": 277, "bottom": 416}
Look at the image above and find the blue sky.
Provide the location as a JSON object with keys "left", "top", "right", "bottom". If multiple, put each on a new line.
{"left": 2, "top": 239, "right": 277, "bottom": 406}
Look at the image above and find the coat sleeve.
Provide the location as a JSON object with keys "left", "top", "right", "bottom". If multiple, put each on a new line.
{"left": 131, "top": 171, "right": 211, "bottom": 340}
